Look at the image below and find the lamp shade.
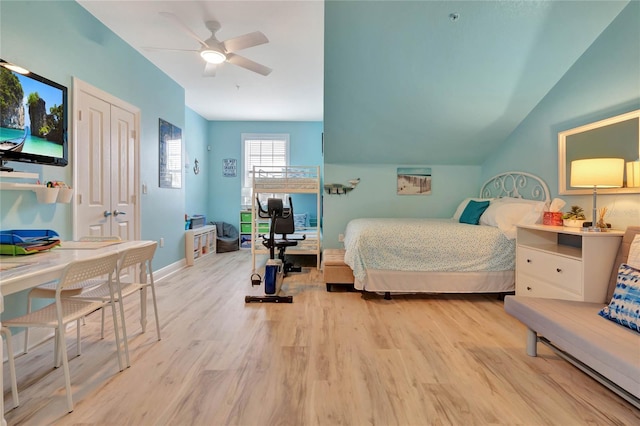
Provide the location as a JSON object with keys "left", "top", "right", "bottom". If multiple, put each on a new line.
{"left": 570, "top": 158, "right": 624, "bottom": 188}
{"left": 627, "top": 160, "right": 640, "bottom": 187}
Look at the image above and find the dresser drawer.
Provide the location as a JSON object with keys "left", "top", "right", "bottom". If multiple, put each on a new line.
{"left": 517, "top": 246, "right": 582, "bottom": 295}
{"left": 516, "top": 274, "right": 582, "bottom": 301}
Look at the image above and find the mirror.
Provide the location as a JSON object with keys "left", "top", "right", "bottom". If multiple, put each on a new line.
{"left": 558, "top": 109, "right": 640, "bottom": 195}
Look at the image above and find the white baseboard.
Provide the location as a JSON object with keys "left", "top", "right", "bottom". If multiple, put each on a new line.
{"left": 153, "top": 258, "right": 186, "bottom": 283}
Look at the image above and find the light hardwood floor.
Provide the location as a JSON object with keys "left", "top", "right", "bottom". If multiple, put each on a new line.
{"left": 3, "top": 251, "right": 639, "bottom": 425}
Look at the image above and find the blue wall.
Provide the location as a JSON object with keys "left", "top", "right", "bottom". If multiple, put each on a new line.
{"left": 0, "top": 1, "right": 187, "bottom": 272}
{"left": 483, "top": 1, "right": 640, "bottom": 229}
{"left": 185, "top": 107, "right": 210, "bottom": 219}
{"left": 207, "top": 121, "right": 323, "bottom": 229}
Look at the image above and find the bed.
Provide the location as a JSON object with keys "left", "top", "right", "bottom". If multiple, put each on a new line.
{"left": 344, "top": 172, "right": 551, "bottom": 296}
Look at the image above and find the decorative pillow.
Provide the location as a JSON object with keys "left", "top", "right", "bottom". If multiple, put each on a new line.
{"left": 480, "top": 201, "right": 544, "bottom": 233}
{"left": 459, "top": 200, "right": 490, "bottom": 225}
{"left": 599, "top": 263, "right": 640, "bottom": 332}
{"left": 293, "top": 212, "right": 308, "bottom": 229}
{"left": 628, "top": 235, "right": 640, "bottom": 270}
{"left": 452, "top": 198, "right": 492, "bottom": 220}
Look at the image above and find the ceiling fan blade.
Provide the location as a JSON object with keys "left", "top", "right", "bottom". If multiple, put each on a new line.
{"left": 226, "top": 53, "right": 272, "bottom": 76}
{"left": 141, "top": 46, "right": 199, "bottom": 53}
{"left": 203, "top": 62, "right": 218, "bottom": 77}
{"left": 223, "top": 31, "right": 269, "bottom": 53}
{"left": 159, "top": 12, "right": 209, "bottom": 49}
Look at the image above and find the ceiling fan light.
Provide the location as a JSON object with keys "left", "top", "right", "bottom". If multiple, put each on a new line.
{"left": 200, "top": 49, "right": 226, "bottom": 64}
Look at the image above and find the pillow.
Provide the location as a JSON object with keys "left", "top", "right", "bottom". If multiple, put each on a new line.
{"left": 599, "top": 263, "right": 640, "bottom": 332}
{"left": 452, "top": 198, "right": 492, "bottom": 220}
{"left": 628, "top": 235, "right": 640, "bottom": 270}
{"left": 459, "top": 200, "right": 490, "bottom": 225}
{"left": 480, "top": 199, "right": 545, "bottom": 227}
{"left": 293, "top": 212, "right": 308, "bottom": 229}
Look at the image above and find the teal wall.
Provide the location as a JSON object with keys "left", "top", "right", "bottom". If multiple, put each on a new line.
{"left": 323, "top": 1, "right": 639, "bottom": 243}
{"left": 207, "top": 121, "right": 323, "bottom": 229}
{"left": 0, "top": 1, "right": 187, "bottom": 272}
{"left": 0, "top": 1, "right": 190, "bottom": 320}
{"left": 482, "top": 1, "right": 640, "bottom": 229}
{"left": 323, "top": 164, "right": 481, "bottom": 248}
{"left": 185, "top": 107, "right": 210, "bottom": 218}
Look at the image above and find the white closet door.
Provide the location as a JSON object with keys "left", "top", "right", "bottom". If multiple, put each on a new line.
{"left": 74, "top": 81, "right": 139, "bottom": 240}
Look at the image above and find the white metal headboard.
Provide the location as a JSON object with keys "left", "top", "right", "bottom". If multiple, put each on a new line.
{"left": 480, "top": 171, "right": 551, "bottom": 203}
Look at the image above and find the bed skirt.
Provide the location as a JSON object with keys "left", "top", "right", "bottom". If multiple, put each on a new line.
{"left": 354, "top": 269, "right": 515, "bottom": 294}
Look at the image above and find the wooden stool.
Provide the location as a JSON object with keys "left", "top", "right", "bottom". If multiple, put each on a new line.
{"left": 322, "top": 249, "right": 355, "bottom": 292}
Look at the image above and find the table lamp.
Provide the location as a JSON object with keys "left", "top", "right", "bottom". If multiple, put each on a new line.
{"left": 570, "top": 158, "right": 624, "bottom": 232}
{"left": 627, "top": 160, "right": 640, "bottom": 187}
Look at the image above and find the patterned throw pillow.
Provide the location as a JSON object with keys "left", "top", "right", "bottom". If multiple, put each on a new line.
{"left": 599, "top": 263, "right": 640, "bottom": 332}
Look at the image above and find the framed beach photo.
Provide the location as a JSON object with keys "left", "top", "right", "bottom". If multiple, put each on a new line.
{"left": 397, "top": 167, "right": 432, "bottom": 195}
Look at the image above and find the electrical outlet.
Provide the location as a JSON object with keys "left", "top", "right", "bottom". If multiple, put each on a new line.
{"left": 159, "top": 237, "right": 164, "bottom": 248}
{"left": 338, "top": 233, "right": 344, "bottom": 242}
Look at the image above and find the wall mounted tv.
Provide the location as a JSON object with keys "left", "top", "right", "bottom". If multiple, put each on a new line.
{"left": 0, "top": 59, "right": 68, "bottom": 171}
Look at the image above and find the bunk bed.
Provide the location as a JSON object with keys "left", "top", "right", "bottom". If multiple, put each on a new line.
{"left": 251, "top": 166, "right": 321, "bottom": 270}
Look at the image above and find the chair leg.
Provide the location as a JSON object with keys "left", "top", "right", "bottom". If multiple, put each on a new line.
{"left": 139, "top": 288, "right": 147, "bottom": 333}
{"left": 76, "top": 319, "right": 82, "bottom": 357}
{"left": 54, "top": 329, "right": 60, "bottom": 368}
{"left": 109, "top": 299, "right": 125, "bottom": 371}
{"left": 150, "top": 283, "right": 161, "bottom": 341}
{"left": 23, "top": 296, "right": 33, "bottom": 354}
{"left": 1, "top": 327, "right": 19, "bottom": 408}
{"left": 58, "top": 324, "right": 74, "bottom": 413}
{"left": 101, "top": 308, "right": 106, "bottom": 339}
{"left": 116, "top": 293, "right": 130, "bottom": 368}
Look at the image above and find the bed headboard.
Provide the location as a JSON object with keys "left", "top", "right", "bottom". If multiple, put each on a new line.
{"left": 480, "top": 171, "right": 551, "bottom": 203}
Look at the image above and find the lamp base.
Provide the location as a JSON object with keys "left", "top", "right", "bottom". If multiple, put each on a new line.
{"left": 582, "top": 222, "right": 611, "bottom": 232}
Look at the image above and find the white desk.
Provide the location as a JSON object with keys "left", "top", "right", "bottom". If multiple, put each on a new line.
{"left": 0, "top": 240, "right": 154, "bottom": 424}
{"left": 0, "top": 240, "right": 153, "bottom": 296}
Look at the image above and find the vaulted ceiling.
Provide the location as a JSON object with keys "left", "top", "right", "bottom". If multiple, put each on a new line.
{"left": 77, "top": 1, "right": 631, "bottom": 165}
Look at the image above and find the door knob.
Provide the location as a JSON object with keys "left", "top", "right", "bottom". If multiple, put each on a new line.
{"left": 103, "top": 210, "right": 112, "bottom": 217}
{"left": 113, "top": 210, "right": 126, "bottom": 216}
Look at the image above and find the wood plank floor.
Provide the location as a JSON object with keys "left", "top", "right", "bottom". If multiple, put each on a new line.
{"left": 3, "top": 251, "right": 639, "bottom": 425}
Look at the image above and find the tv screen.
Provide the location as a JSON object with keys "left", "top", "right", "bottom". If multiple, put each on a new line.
{"left": 0, "top": 59, "right": 68, "bottom": 171}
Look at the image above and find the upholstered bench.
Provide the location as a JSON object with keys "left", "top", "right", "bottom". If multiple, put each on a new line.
{"left": 322, "top": 249, "right": 355, "bottom": 292}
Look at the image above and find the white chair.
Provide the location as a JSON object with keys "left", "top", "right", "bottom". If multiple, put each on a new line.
{"left": 23, "top": 236, "right": 121, "bottom": 354}
{"left": 0, "top": 328, "right": 19, "bottom": 409}
{"left": 2, "top": 252, "right": 124, "bottom": 413}
{"left": 71, "top": 241, "right": 160, "bottom": 368}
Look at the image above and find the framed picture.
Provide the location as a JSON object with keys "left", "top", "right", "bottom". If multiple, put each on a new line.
{"left": 397, "top": 167, "right": 432, "bottom": 195}
{"left": 223, "top": 158, "right": 237, "bottom": 177}
{"left": 159, "top": 119, "right": 182, "bottom": 189}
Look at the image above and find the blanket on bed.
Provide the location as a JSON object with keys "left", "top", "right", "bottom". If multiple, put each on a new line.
{"left": 344, "top": 218, "right": 515, "bottom": 282}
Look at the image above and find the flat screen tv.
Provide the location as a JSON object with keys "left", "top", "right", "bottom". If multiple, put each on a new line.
{"left": 0, "top": 59, "right": 68, "bottom": 171}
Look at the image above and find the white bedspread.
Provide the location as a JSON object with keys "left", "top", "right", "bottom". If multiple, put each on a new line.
{"left": 344, "top": 218, "right": 515, "bottom": 282}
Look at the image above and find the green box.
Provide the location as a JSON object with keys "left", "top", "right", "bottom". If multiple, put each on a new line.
{"left": 258, "top": 223, "right": 270, "bottom": 233}
{"left": 240, "top": 211, "right": 252, "bottom": 222}
{"left": 240, "top": 223, "right": 252, "bottom": 233}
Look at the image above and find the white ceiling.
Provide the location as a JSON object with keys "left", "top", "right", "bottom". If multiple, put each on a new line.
{"left": 77, "top": 0, "right": 324, "bottom": 122}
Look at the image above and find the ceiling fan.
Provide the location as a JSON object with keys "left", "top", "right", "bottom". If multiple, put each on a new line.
{"left": 145, "top": 12, "right": 272, "bottom": 77}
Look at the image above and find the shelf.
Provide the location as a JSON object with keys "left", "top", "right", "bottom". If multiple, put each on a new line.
{"left": 0, "top": 171, "right": 39, "bottom": 179}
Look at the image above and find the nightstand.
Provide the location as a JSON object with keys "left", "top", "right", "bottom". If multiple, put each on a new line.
{"left": 515, "top": 224, "right": 624, "bottom": 302}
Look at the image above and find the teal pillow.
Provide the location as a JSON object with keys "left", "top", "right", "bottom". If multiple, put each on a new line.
{"left": 459, "top": 200, "right": 490, "bottom": 225}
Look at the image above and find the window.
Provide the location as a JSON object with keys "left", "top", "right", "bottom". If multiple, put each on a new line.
{"left": 241, "top": 133, "right": 290, "bottom": 207}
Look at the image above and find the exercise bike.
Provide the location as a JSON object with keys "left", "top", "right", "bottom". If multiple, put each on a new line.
{"left": 245, "top": 196, "right": 305, "bottom": 303}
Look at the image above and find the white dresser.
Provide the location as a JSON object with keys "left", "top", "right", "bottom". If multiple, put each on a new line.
{"left": 515, "top": 224, "right": 624, "bottom": 302}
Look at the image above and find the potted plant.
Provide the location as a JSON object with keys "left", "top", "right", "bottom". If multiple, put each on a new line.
{"left": 562, "top": 205, "right": 586, "bottom": 228}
